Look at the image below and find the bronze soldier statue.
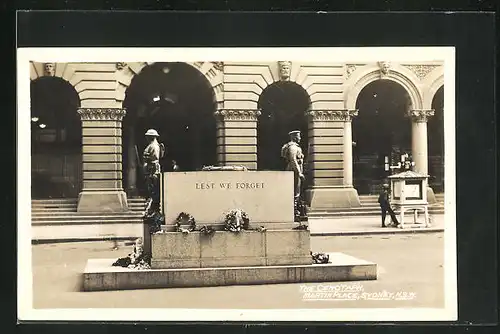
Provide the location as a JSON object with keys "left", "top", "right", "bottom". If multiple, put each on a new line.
{"left": 143, "top": 129, "right": 163, "bottom": 214}
{"left": 281, "top": 130, "right": 306, "bottom": 221}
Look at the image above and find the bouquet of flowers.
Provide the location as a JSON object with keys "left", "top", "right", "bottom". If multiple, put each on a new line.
{"left": 311, "top": 252, "right": 330, "bottom": 264}
{"left": 174, "top": 212, "right": 197, "bottom": 233}
{"left": 223, "top": 209, "right": 250, "bottom": 232}
{"left": 199, "top": 225, "right": 216, "bottom": 236}
{"left": 112, "top": 238, "right": 151, "bottom": 270}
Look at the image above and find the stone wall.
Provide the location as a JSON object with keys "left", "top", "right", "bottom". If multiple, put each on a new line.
{"left": 29, "top": 60, "right": 445, "bottom": 209}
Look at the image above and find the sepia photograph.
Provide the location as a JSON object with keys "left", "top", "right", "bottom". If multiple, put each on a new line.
{"left": 17, "top": 47, "right": 456, "bottom": 322}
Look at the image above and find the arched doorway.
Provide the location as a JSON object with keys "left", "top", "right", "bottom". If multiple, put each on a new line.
{"left": 352, "top": 80, "right": 412, "bottom": 194}
{"left": 428, "top": 85, "right": 444, "bottom": 192}
{"left": 122, "top": 62, "right": 217, "bottom": 196}
{"left": 31, "top": 76, "right": 82, "bottom": 199}
{"left": 257, "top": 81, "right": 310, "bottom": 172}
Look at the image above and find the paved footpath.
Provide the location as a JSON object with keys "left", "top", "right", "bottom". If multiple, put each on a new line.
{"left": 308, "top": 214, "right": 445, "bottom": 236}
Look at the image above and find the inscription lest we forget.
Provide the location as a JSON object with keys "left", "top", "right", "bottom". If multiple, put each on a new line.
{"left": 195, "top": 182, "right": 265, "bottom": 190}
{"left": 164, "top": 171, "right": 294, "bottom": 224}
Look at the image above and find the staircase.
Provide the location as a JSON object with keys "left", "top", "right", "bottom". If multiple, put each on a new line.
{"left": 31, "top": 198, "right": 146, "bottom": 223}
{"left": 308, "top": 193, "right": 445, "bottom": 218}
{"left": 31, "top": 198, "right": 147, "bottom": 242}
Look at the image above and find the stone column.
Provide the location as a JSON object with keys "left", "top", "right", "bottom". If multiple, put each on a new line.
{"left": 305, "top": 110, "right": 361, "bottom": 209}
{"left": 408, "top": 109, "right": 436, "bottom": 203}
{"left": 342, "top": 110, "right": 358, "bottom": 187}
{"left": 214, "top": 109, "right": 260, "bottom": 170}
{"left": 126, "top": 125, "right": 137, "bottom": 195}
{"left": 77, "top": 108, "right": 129, "bottom": 212}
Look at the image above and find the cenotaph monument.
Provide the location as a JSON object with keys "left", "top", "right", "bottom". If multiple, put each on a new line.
{"left": 83, "top": 129, "right": 377, "bottom": 291}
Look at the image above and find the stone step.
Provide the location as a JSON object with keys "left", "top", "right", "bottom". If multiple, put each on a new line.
{"left": 31, "top": 203, "right": 78, "bottom": 208}
{"left": 308, "top": 209, "right": 444, "bottom": 218}
{"left": 310, "top": 204, "right": 444, "bottom": 212}
{"left": 83, "top": 252, "right": 377, "bottom": 291}
{"left": 31, "top": 198, "right": 78, "bottom": 203}
{"left": 31, "top": 207, "right": 77, "bottom": 212}
{"left": 31, "top": 213, "right": 143, "bottom": 221}
{"left": 32, "top": 218, "right": 143, "bottom": 225}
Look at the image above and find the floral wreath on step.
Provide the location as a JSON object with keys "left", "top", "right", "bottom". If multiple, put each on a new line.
{"left": 174, "top": 212, "right": 197, "bottom": 233}
{"left": 223, "top": 208, "right": 250, "bottom": 232}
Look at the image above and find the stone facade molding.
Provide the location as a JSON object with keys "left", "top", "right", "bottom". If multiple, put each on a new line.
{"left": 422, "top": 70, "right": 445, "bottom": 110}
{"left": 407, "top": 109, "right": 435, "bottom": 123}
{"left": 404, "top": 65, "right": 440, "bottom": 80}
{"left": 346, "top": 65, "right": 357, "bottom": 79}
{"left": 116, "top": 62, "right": 128, "bottom": 70}
{"left": 211, "top": 61, "right": 224, "bottom": 72}
{"left": 117, "top": 62, "right": 224, "bottom": 109}
{"left": 277, "top": 61, "right": 292, "bottom": 81}
{"left": 344, "top": 62, "right": 424, "bottom": 111}
{"left": 307, "top": 109, "right": 358, "bottom": 122}
{"left": 214, "top": 109, "right": 261, "bottom": 121}
{"left": 78, "top": 108, "right": 127, "bottom": 121}
{"left": 378, "top": 61, "right": 391, "bottom": 77}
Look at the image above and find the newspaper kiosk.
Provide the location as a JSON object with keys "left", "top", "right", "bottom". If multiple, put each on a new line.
{"left": 388, "top": 171, "right": 431, "bottom": 229}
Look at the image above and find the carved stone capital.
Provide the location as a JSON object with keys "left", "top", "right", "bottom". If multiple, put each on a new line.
{"left": 307, "top": 109, "right": 358, "bottom": 122}
{"left": 407, "top": 109, "right": 435, "bottom": 122}
{"left": 214, "top": 109, "right": 261, "bottom": 121}
{"left": 78, "top": 108, "right": 127, "bottom": 121}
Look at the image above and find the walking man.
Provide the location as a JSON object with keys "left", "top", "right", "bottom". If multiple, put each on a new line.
{"left": 378, "top": 184, "right": 400, "bottom": 228}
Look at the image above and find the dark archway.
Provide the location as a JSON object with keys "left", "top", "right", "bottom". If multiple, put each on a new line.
{"left": 352, "top": 80, "right": 412, "bottom": 194}
{"left": 122, "top": 62, "right": 217, "bottom": 196}
{"left": 428, "top": 85, "right": 444, "bottom": 192}
{"left": 31, "top": 76, "right": 82, "bottom": 199}
{"left": 257, "top": 81, "right": 310, "bottom": 172}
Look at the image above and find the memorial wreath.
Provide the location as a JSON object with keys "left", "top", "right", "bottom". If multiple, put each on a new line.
{"left": 174, "top": 212, "right": 197, "bottom": 233}
{"left": 223, "top": 208, "right": 250, "bottom": 232}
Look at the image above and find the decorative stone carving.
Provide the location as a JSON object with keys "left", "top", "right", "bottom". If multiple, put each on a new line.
{"left": 212, "top": 61, "right": 224, "bottom": 72}
{"left": 378, "top": 61, "right": 391, "bottom": 77}
{"left": 278, "top": 61, "right": 292, "bottom": 81}
{"left": 404, "top": 64, "right": 440, "bottom": 80}
{"left": 78, "top": 108, "right": 127, "bottom": 121}
{"left": 346, "top": 65, "right": 357, "bottom": 78}
{"left": 307, "top": 109, "right": 358, "bottom": 122}
{"left": 407, "top": 109, "right": 435, "bottom": 122}
{"left": 214, "top": 109, "right": 261, "bottom": 121}
{"left": 116, "top": 62, "right": 128, "bottom": 70}
{"left": 43, "top": 63, "right": 55, "bottom": 76}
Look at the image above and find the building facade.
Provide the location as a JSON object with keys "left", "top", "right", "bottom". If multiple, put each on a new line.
{"left": 30, "top": 60, "right": 445, "bottom": 212}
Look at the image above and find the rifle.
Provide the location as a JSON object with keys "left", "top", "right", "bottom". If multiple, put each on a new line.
{"left": 135, "top": 145, "right": 141, "bottom": 167}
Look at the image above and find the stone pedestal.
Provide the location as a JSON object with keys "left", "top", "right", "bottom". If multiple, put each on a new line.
{"left": 306, "top": 186, "right": 361, "bottom": 209}
{"left": 151, "top": 230, "right": 311, "bottom": 269}
{"left": 77, "top": 108, "right": 129, "bottom": 212}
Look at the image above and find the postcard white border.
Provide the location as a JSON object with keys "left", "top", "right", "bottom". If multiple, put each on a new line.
{"left": 17, "top": 47, "right": 457, "bottom": 322}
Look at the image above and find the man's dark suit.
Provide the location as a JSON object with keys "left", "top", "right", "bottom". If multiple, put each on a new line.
{"left": 378, "top": 189, "right": 400, "bottom": 227}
